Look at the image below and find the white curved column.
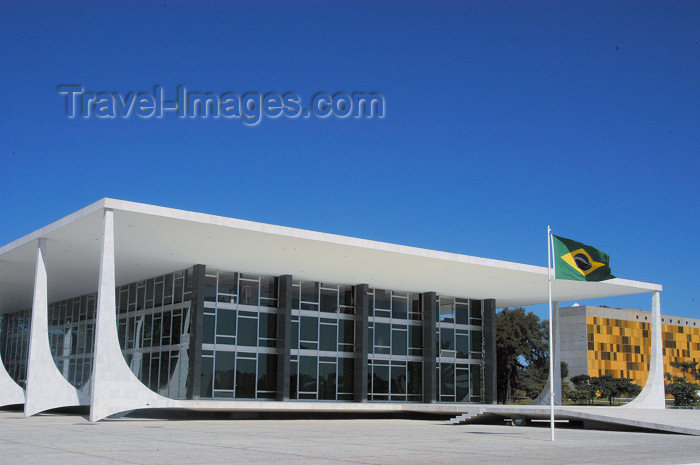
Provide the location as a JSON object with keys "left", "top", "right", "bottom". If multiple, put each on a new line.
{"left": 25, "top": 239, "right": 89, "bottom": 417}
{"left": 90, "top": 210, "right": 181, "bottom": 422}
{"left": 625, "top": 291, "right": 665, "bottom": 408}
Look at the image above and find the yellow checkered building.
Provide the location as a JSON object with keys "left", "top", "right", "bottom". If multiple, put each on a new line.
{"left": 560, "top": 306, "right": 700, "bottom": 388}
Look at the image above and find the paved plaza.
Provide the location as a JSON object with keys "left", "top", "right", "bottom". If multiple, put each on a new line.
{"left": 0, "top": 410, "right": 699, "bottom": 464}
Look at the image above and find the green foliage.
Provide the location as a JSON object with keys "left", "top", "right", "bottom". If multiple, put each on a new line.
{"left": 568, "top": 374, "right": 641, "bottom": 405}
{"left": 496, "top": 307, "right": 548, "bottom": 404}
{"left": 670, "top": 361, "right": 699, "bottom": 380}
{"left": 589, "top": 375, "right": 641, "bottom": 405}
{"left": 665, "top": 362, "right": 700, "bottom": 407}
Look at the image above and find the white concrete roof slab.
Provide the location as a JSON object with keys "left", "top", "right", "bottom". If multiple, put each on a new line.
{"left": 0, "top": 198, "right": 661, "bottom": 313}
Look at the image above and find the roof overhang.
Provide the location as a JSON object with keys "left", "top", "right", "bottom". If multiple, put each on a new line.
{"left": 0, "top": 198, "right": 662, "bottom": 313}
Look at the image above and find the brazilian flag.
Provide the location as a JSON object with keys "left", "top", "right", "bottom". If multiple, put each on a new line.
{"left": 552, "top": 235, "right": 615, "bottom": 281}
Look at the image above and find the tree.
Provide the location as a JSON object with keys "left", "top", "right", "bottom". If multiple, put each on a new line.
{"left": 665, "top": 361, "right": 700, "bottom": 407}
{"left": 589, "top": 375, "right": 641, "bottom": 405}
{"left": 519, "top": 360, "right": 569, "bottom": 400}
{"left": 568, "top": 374, "right": 641, "bottom": 405}
{"left": 570, "top": 374, "right": 596, "bottom": 405}
{"left": 496, "top": 308, "right": 548, "bottom": 404}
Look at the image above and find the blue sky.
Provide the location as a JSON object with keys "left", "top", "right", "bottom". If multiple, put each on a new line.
{"left": 1, "top": 1, "right": 698, "bottom": 320}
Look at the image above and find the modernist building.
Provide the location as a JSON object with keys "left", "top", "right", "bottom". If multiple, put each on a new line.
{"left": 560, "top": 305, "right": 700, "bottom": 386}
{"left": 0, "top": 199, "right": 665, "bottom": 421}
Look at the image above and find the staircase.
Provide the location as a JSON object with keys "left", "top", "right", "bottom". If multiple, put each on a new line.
{"left": 450, "top": 407, "right": 485, "bottom": 425}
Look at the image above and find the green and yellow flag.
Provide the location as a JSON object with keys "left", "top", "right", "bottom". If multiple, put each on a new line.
{"left": 552, "top": 235, "right": 614, "bottom": 281}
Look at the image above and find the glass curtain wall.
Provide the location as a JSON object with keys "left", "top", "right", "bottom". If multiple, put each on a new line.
{"left": 43, "top": 268, "right": 193, "bottom": 399}
{"left": 1, "top": 310, "right": 31, "bottom": 388}
{"left": 368, "top": 289, "right": 423, "bottom": 402}
{"left": 289, "top": 280, "right": 355, "bottom": 400}
{"left": 198, "top": 269, "right": 279, "bottom": 400}
{"left": 435, "top": 297, "right": 483, "bottom": 402}
{"left": 115, "top": 268, "right": 192, "bottom": 399}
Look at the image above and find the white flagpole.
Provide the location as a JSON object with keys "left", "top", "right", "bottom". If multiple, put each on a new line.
{"left": 547, "top": 226, "right": 555, "bottom": 441}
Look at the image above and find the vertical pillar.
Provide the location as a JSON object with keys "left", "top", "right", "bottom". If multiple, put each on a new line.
{"left": 626, "top": 291, "right": 665, "bottom": 409}
{"left": 186, "top": 264, "right": 206, "bottom": 399}
{"left": 353, "top": 284, "right": 369, "bottom": 402}
{"left": 89, "top": 209, "right": 176, "bottom": 422}
{"left": 422, "top": 292, "right": 437, "bottom": 403}
{"left": 276, "top": 275, "right": 293, "bottom": 401}
{"left": 25, "top": 239, "right": 86, "bottom": 416}
{"left": 482, "top": 298, "right": 498, "bottom": 404}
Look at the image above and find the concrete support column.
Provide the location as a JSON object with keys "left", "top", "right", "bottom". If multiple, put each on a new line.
{"left": 186, "top": 264, "right": 206, "bottom": 399}
{"left": 0, "top": 310, "right": 25, "bottom": 407}
{"left": 353, "top": 284, "right": 369, "bottom": 402}
{"left": 482, "top": 298, "right": 498, "bottom": 405}
{"left": 25, "top": 239, "right": 87, "bottom": 416}
{"left": 276, "top": 275, "right": 293, "bottom": 401}
{"left": 421, "top": 292, "right": 437, "bottom": 403}
{"left": 89, "top": 209, "right": 174, "bottom": 422}
{"left": 626, "top": 291, "right": 665, "bottom": 409}
{"left": 531, "top": 301, "right": 561, "bottom": 405}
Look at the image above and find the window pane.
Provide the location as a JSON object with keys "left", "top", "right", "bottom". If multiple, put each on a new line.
{"left": 202, "top": 314, "right": 215, "bottom": 344}
{"left": 258, "top": 312, "right": 277, "bottom": 340}
{"left": 392, "top": 296, "right": 407, "bottom": 319}
{"left": 218, "top": 272, "right": 238, "bottom": 295}
{"left": 409, "top": 325, "right": 422, "bottom": 348}
{"left": 338, "top": 357, "right": 354, "bottom": 394}
{"left": 320, "top": 324, "right": 337, "bottom": 352}
{"left": 257, "top": 354, "right": 277, "bottom": 393}
{"left": 217, "top": 309, "right": 236, "bottom": 337}
{"left": 374, "top": 289, "right": 390, "bottom": 310}
{"left": 456, "top": 334, "right": 469, "bottom": 359}
{"left": 239, "top": 281, "right": 259, "bottom": 306}
{"left": 372, "top": 364, "right": 389, "bottom": 394}
{"left": 392, "top": 329, "right": 407, "bottom": 356}
{"left": 440, "top": 363, "right": 455, "bottom": 397}
{"left": 440, "top": 327, "right": 455, "bottom": 351}
{"left": 260, "top": 276, "right": 277, "bottom": 300}
{"left": 456, "top": 368, "right": 469, "bottom": 402}
{"left": 339, "top": 285, "right": 354, "bottom": 307}
{"left": 203, "top": 275, "right": 217, "bottom": 302}
{"left": 320, "top": 288, "right": 337, "bottom": 313}
{"left": 338, "top": 319, "right": 354, "bottom": 345}
{"left": 235, "top": 357, "right": 256, "bottom": 398}
{"left": 391, "top": 365, "right": 406, "bottom": 394}
{"left": 456, "top": 302, "right": 468, "bottom": 325}
{"left": 299, "top": 356, "right": 317, "bottom": 394}
{"left": 300, "top": 316, "right": 318, "bottom": 342}
{"left": 470, "top": 364, "right": 481, "bottom": 398}
{"left": 471, "top": 330, "right": 482, "bottom": 353}
{"left": 375, "top": 323, "right": 390, "bottom": 348}
{"left": 237, "top": 317, "right": 257, "bottom": 347}
{"left": 319, "top": 362, "right": 336, "bottom": 400}
{"left": 214, "top": 351, "right": 235, "bottom": 390}
{"left": 301, "top": 281, "right": 318, "bottom": 303}
{"left": 408, "top": 362, "right": 422, "bottom": 395}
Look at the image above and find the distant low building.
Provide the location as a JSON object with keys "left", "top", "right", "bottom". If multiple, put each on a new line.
{"left": 560, "top": 305, "right": 700, "bottom": 387}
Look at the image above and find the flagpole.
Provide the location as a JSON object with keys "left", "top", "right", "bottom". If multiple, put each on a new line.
{"left": 548, "top": 226, "right": 555, "bottom": 441}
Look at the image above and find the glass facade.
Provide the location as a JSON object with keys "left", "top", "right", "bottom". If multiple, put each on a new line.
{"left": 435, "top": 297, "right": 483, "bottom": 402}
{"left": 0, "top": 265, "right": 489, "bottom": 405}
{"left": 1, "top": 310, "right": 31, "bottom": 388}
{"left": 199, "top": 269, "right": 279, "bottom": 399}
{"left": 43, "top": 268, "right": 193, "bottom": 398}
{"left": 289, "top": 281, "right": 355, "bottom": 400}
{"left": 115, "top": 269, "right": 192, "bottom": 399}
{"left": 368, "top": 289, "right": 422, "bottom": 401}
